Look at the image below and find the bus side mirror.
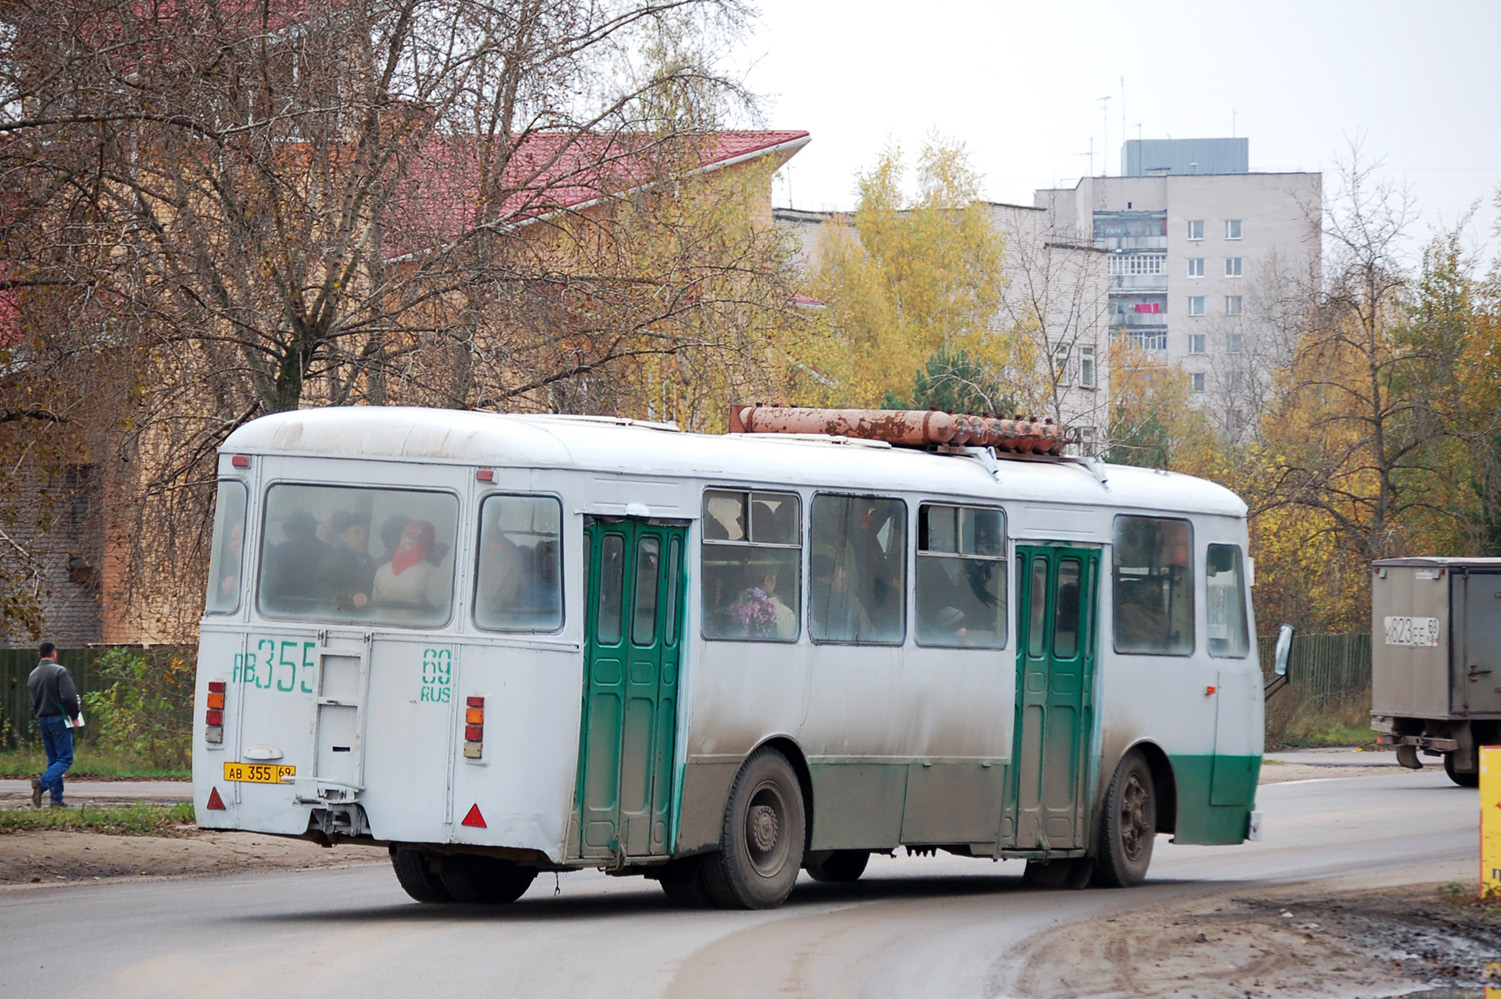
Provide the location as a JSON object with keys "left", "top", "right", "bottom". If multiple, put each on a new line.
{"left": 1273, "top": 624, "right": 1295, "bottom": 678}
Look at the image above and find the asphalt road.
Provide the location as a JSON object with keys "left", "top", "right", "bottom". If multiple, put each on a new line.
{"left": 0, "top": 766, "right": 1479, "bottom": 999}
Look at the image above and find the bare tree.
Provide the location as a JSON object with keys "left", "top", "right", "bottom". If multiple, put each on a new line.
{"left": 0, "top": 0, "right": 795, "bottom": 639}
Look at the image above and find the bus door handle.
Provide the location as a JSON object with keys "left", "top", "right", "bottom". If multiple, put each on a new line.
{"left": 1468, "top": 666, "right": 1493, "bottom": 681}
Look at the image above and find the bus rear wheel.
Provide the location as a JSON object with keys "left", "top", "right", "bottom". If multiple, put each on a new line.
{"left": 1092, "top": 750, "right": 1156, "bottom": 888}
{"left": 437, "top": 854, "right": 537, "bottom": 904}
{"left": 700, "top": 749, "right": 806, "bottom": 909}
{"left": 805, "top": 850, "right": 869, "bottom": 883}
{"left": 390, "top": 846, "right": 453, "bottom": 903}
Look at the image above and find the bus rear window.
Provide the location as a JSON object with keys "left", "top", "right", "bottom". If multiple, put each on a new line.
{"left": 205, "top": 480, "right": 247, "bottom": 615}
{"left": 258, "top": 484, "right": 458, "bottom": 626}
{"left": 1112, "top": 515, "right": 1194, "bottom": 655}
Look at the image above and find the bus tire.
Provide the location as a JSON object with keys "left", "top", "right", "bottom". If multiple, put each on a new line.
{"left": 805, "top": 850, "right": 869, "bottom": 883}
{"left": 1444, "top": 753, "right": 1480, "bottom": 788}
{"left": 700, "top": 749, "right": 806, "bottom": 909}
{"left": 389, "top": 846, "right": 454, "bottom": 903}
{"left": 657, "top": 858, "right": 710, "bottom": 907}
{"left": 1023, "top": 857, "right": 1091, "bottom": 889}
{"left": 437, "top": 854, "right": 537, "bottom": 904}
{"left": 1091, "top": 750, "right": 1156, "bottom": 888}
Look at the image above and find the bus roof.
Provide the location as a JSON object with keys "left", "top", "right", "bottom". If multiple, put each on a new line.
{"left": 223, "top": 407, "right": 1247, "bottom": 518}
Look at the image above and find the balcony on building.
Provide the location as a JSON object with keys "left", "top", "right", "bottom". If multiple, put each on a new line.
{"left": 1093, "top": 211, "right": 1168, "bottom": 252}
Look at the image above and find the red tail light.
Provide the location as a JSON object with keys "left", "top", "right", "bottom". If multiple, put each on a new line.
{"left": 464, "top": 695, "right": 484, "bottom": 759}
{"left": 205, "top": 680, "right": 226, "bottom": 744}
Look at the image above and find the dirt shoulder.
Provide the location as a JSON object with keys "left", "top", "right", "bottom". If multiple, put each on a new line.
{"left": 1011, "top": 868, "right": 1500, "bottom": 998}
{"left": 0, "top": 825, "right": 384, "bottom": 888}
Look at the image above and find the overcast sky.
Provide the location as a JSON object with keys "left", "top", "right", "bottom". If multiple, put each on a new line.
{"left": 737, "top": 0, "right": 1501, "bottom": 264}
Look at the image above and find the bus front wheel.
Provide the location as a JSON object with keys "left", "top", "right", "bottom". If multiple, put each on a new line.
{"left": 1091, "top": 750, "right": 1156, "bottom": 888}
{"left": 701, "top": 748, "right": 806, "bottom": 909}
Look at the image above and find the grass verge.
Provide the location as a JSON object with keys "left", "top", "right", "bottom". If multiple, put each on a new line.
{"left": 1266, "top": 692, "right": 1378, "bottom": 750}
{"left": 0, "top": 801, "right": 195, "bottom": 836}
{"left": 0, "top": 748, "right": 189, "bottom": 780}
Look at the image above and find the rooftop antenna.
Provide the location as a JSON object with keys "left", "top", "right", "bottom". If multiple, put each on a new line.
{"left": 1099, "top": 95, "right": 1112, "bottom": 176}
{"left": 1232, "top": 107, "right": 1238, "bottom": 138}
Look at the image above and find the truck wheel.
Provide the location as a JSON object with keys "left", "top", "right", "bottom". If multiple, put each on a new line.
{"left": 805, "top": 850, "right": 869, "bottom": 883}
{"left": 390, "top": 846, "right": 454, "bottom": 903}
{"left": 1443, "top": 753, "right": 1480, "bottom": 788}
{"left": 1091, "top": 750, "right": 1156, "bottom": 888}
{"left": 700, "top": 748, "right": 806, "bottom": 909}
{"left": 438, "top": 854, "right": 537, "bottom": 904}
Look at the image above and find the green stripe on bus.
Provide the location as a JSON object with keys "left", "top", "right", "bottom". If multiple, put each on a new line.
{"left": 1167, "top": 753, "right": 1261, "bottom": 845}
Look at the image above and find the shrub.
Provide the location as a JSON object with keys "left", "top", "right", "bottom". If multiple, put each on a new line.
{"left": 81, "top": 649, "right": 194, "bottom": 768}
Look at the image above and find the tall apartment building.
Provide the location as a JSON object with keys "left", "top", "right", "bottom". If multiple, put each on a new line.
{"left": 1035, "top": 139, "right": 1321, "bottom": 434}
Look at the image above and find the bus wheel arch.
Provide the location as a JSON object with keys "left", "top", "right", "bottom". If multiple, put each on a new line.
{"left": 1133, "top": 740, "right": 1177, "bottom": 836}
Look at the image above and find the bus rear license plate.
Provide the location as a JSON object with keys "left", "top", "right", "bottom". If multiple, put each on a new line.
{"left": 223, "top": 762, "right": 296, "bottom": 784}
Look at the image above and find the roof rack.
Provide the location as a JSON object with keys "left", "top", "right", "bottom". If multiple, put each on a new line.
{"left": 726, "top": 405, "right": 1076, "bottom": 457}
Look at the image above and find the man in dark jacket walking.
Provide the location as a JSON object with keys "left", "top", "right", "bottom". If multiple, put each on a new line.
{"left": 28, "top": 642, "right": 81, "bottom": 808}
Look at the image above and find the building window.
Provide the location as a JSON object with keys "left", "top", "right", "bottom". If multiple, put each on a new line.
{"left": 1225, "top": 257, "right": 1243, "bottom": 278}
{"left": 1187, "top": 219, "right": 1204, "bottom": 241}
{"left": 1108, "top": 253, "right": 1166, "bottom": 276}
{"left": 1188, "top": 334, "right": 1206, "bottom": 354}
{"left": 1187, "top": 296, "right": 1205, "bottom": 316}
{"left": 1080, "top": 345, "right": 1096, "bottom": 388}
{"left": 1053, "top": 347, "right": 1071, "bottom": 386}
{"left": 1127, "top": 329, "right": 1168, "bottom": 351}
{"left": 1228, "top": 372, "right": 1244, "bottom": 393}
{"left": 1225, "top": 219, "right": 1243, "bottom": 239}
{"left": 1187, "top": 257, "right": 1205, "bottom": 278}
{"left": 1227, "top": 333, "right": 1244, "bottom": 354}
{"left": 1190, "top": 372, "right": 1206, "bottom": 394}
{"left": 1225, "top": 295, "right": 1242, "bottom": 315}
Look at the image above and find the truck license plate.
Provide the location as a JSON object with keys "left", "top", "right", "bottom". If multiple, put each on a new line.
{"left": 223, "top": 762, "right": 296, "bottom": 784}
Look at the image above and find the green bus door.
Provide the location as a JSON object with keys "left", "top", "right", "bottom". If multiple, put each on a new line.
{"left": 576, "top": 518, "right": 686, "bottom": 861}
{"left": 1010, "top": 544, "right": 1099, "bottom": 852}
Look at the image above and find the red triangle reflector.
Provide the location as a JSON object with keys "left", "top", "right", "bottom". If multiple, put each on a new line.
{"left": 206, "top": 787, "right": 226, "bottom": 810}
{"left": 461, "top": 804, "right": 486, "bottom": 828}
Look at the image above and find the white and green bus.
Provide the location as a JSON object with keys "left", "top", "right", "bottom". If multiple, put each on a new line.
{"left": 193, "top": 405, "right": 1268, "bottom": 908}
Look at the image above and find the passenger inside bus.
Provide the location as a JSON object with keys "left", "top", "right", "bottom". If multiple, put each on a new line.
{"left": 316, "top": 510, "right": 375, "bottom": 611}
{"left": 262, "top": 510, "right": 324, "bottom": 608}
{"left": 372, "top": 520, "right": 442, "bottom": 607}
{"left": 810, "top": 552, "right": 872, "bottom": 641}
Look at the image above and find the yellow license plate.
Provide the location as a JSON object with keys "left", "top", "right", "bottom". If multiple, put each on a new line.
{"left": 223, "top": 762, "right": 296, "bottom": 784}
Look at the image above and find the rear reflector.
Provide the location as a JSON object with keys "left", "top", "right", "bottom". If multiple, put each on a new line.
{"left": 206, "top": 787, "right": 226, "bottom": 810}
{"left": 461, "top": 804, "right": 486, "bottom": 828}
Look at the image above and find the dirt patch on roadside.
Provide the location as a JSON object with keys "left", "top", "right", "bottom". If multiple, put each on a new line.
{"left": 1012, "top": 879, "right": 1501, "bottom": 998}
{"left": 0, "top": 826, "right": 384, "bottom": 888}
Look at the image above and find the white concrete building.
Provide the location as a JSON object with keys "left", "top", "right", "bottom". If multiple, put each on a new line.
{"left": 1036, "top": 138, "right": 1321, "bottom": 435}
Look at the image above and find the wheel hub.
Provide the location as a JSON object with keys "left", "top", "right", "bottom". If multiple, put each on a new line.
{"left": 749, "top": 803, "right": 779, "bottom": 853}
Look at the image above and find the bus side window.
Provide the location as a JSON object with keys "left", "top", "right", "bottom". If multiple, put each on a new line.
{"left": 1206, "top": 543, "right": 1250, "bottom": 657}
{"left": 1112, "top": 515, "right": 1194, "bottom": 656}
{"left": 205, "top": 480, "right": 248, "bottom": 615}
{"left": 701, "top": 488, "right": 801, "bottom": 642}
{"left": 915, "top": 503, "right": 1006, "bottom": 649}
{"left": 474, "top": 495, "right": 563, "bottom": 632}
{"left": 809, "top": 495, "right": 905, "bottom": 645}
